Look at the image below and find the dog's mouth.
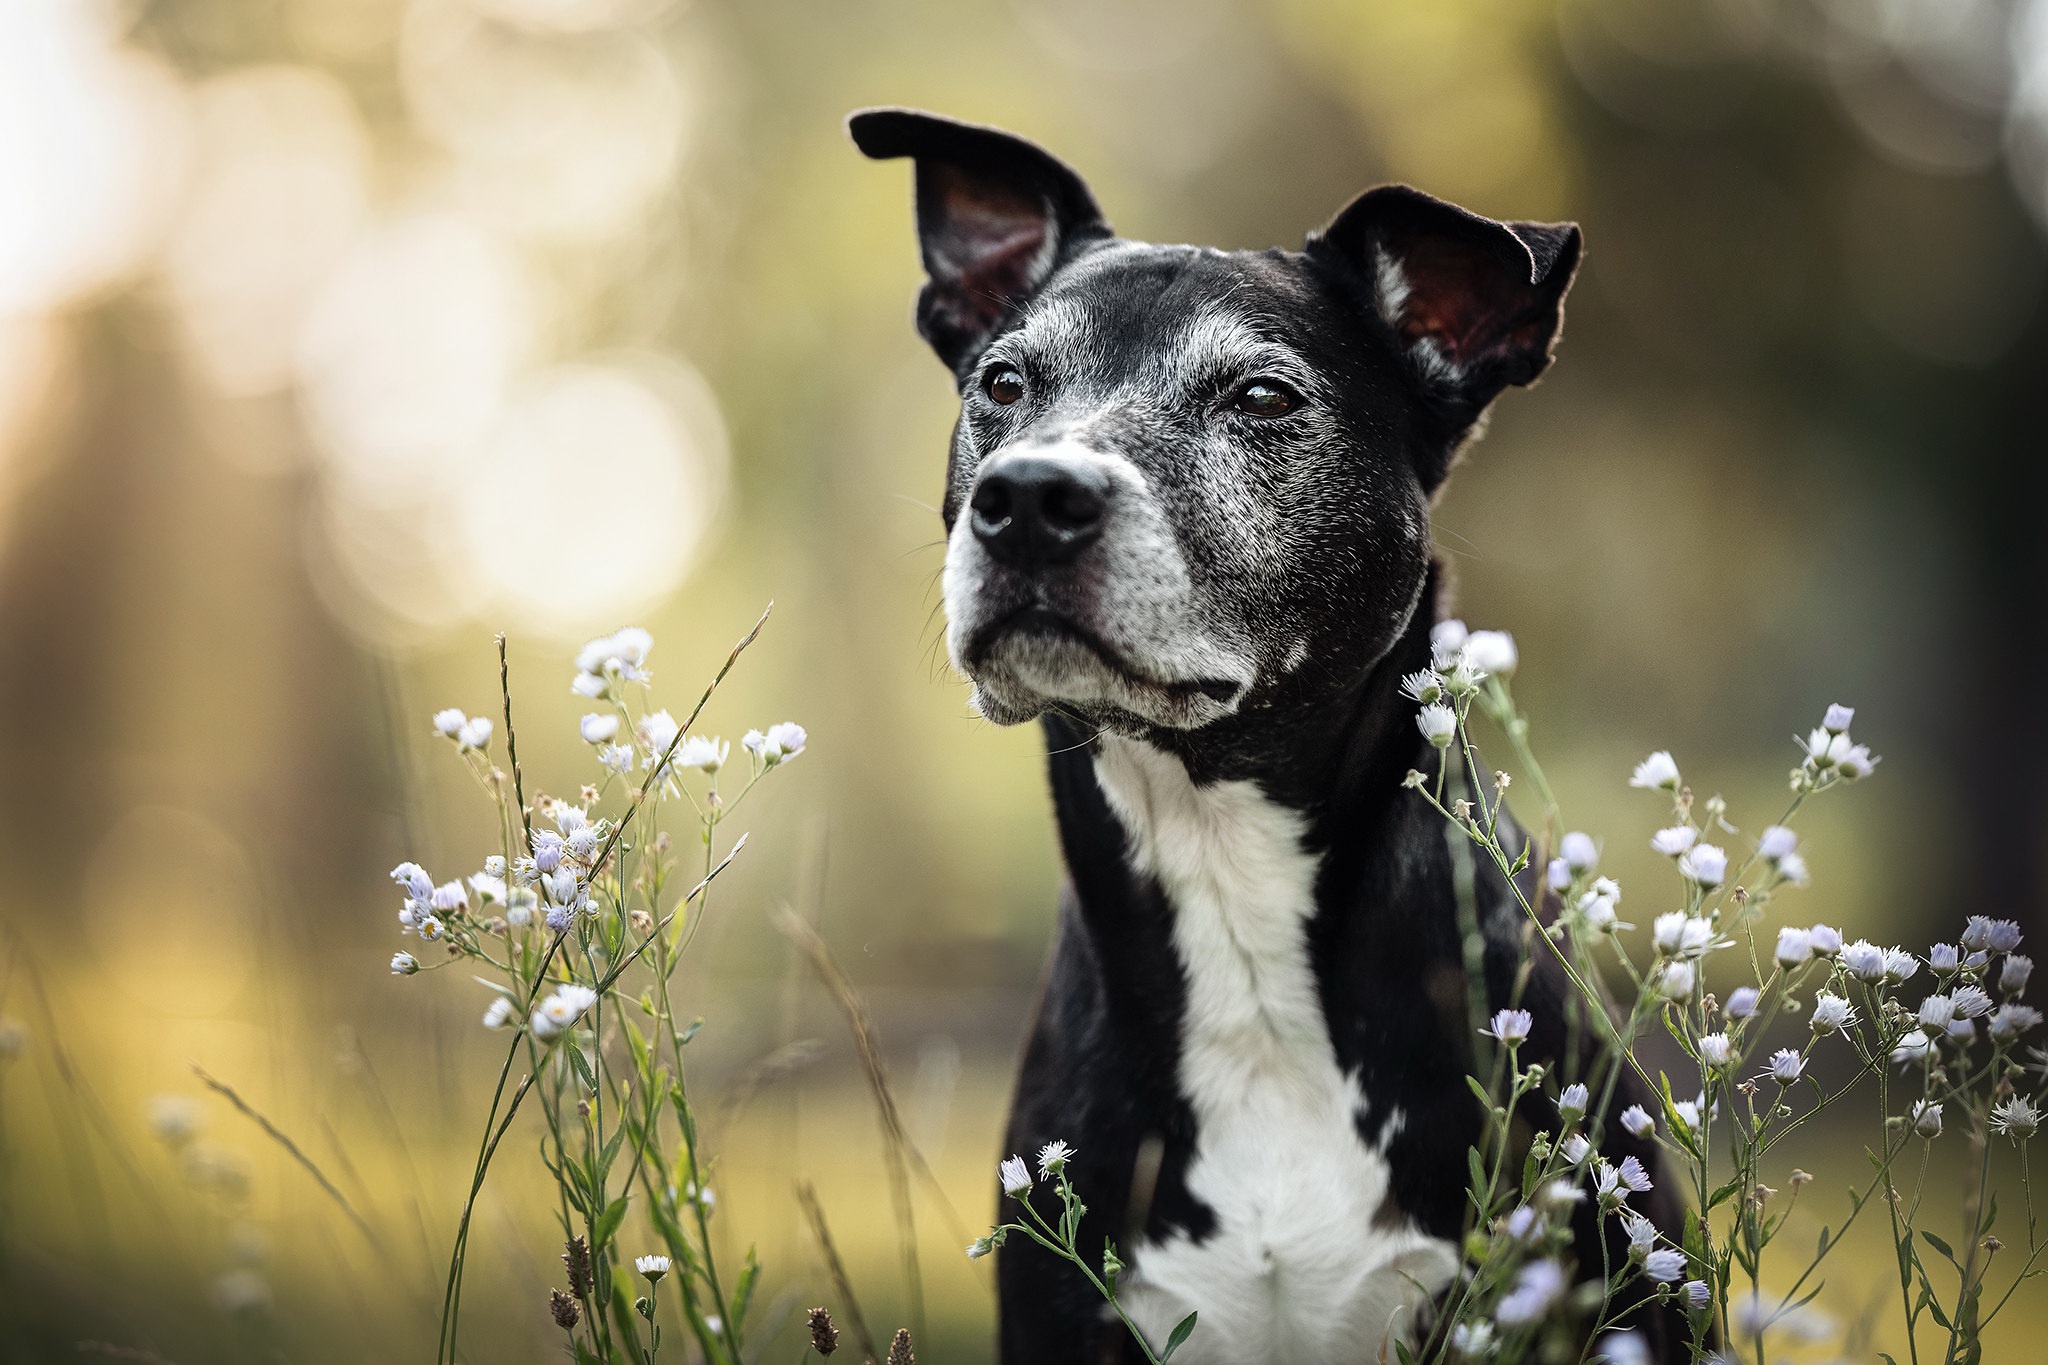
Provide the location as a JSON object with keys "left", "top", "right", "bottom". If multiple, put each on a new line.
{"left": 963, "top": 605, "right": 1246, "bottom": 712}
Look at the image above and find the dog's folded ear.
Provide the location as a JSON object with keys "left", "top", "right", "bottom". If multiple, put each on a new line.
{"left": 849, "top": 108, "right": 1110, "bottom": 371}
{"left": 1308, "top": 185, "right": 1581, "bottom": 411}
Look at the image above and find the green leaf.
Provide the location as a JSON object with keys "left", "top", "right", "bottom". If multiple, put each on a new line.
{"left": 732, "top": 1248, "right": 762, "bottom": 1327}
{"left": 594, "top": 1194, "right": 629, "bottom": 1249}
{"left": 678, "top": 1017, "right": 704, "bottom": 1046}
{"left": 1159, "top": 1312, "right": 1198, "bottom": 1361}
{"left": 1922, "top": 1231, "right": 1958, "bottom": 1267}
{"left": 1467, "top": 1147, "right": 1487, "bottom": 1204}
{"left": 1708, "top": 1177, "right": 1743, "bottom": 1210}
{"left": 568, "top": 1044, "right": 598, "bottom": 1094}
{"left": 1927, "top": 1296, "right": 1952, "bottom": 1330}
{"left": 597, "top": 1125, "right": 629, "bottom": 1186}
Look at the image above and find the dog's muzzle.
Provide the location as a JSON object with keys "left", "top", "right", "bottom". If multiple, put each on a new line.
{"left": 968, "top": 453, "right": 1111, "bottom": 570}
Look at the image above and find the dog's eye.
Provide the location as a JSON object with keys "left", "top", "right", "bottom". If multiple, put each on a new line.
{"left": 1233, "top": 380, "right": 1300, "bottom": 418}
{"left": 985, "top": 367, "right": 1026, "bottom": 405}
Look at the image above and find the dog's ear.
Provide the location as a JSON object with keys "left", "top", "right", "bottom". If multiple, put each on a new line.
{"left": 1309, "top": 185, "right": 1580, "bottom": 410}
{"left": 849, "top": 107, "right": 1110, "bottom": 371}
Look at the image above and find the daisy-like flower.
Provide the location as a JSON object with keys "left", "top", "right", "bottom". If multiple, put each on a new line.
{"left": 1990, "top": 1004, "right": 2043, "bottom": 1040}
{"left": 1631, "top": 751, "right": 1681, "bottom": 791}
{"left": 1560, "top": 1133, "right": 1593, "bottom": 1166}
{"left": 432, "top": 880, "right": 468, "bottom": 913}
{"left": 433, "top": 708, "right": 467, "bottom": 737}
{"left": 1884, "top": 948, "right": 1919, "bottom": 983}
{"left": 597, "top": 743, "right": 635, "bottom": 774}
{"left": 746, "top": 722, "right": 809, "bottom": 766}
{"left": 638, "top": 709, "right": 682, "bottom": 756}
{"left": 1757, "top": 825, "right": 1798, "bottom": 861}
{"left": 1558, "top": 1083, "right": 1590, "bottom": 1123}
{"left": 1836, "top": 744, "right": 1879, "bottom": 780}
{"left": 1462, "top": 630, "right": 1517, "bottom": 676}
{"left": 1482, "top": 1008, "right": 1533, "bottom": 1045}
{"left": 391, "top": 861, "right": 435, "bottom": 903}
{"left": 1653, "top": 913, "right": 1716, "bottom": 959}
{"left": 456, "top": 716, "right": 493, "bottom": 750}
{"left": 482, "top": 996, "right": 517, "bottom": 1029}
{"left": 1684, "top": 1280, "right": 1711, "bottom": 1310}
{"left": 1650, "top": 826, "right": 1698, "bottom": 857}
{"left": 1951, "top": 985, "right": 1994, "bottom": 1018}
{"left": 1416, "top": 704, "right": 1457, "bottom": 749}
{"left": 1910, "top": 1100, "right": 1943, "bottom": 1138}
{"left": 1620, "top": 1104, "right": 1654, "bottom": 1138}
{"left": 1841, "top": 941, "right": 1887, "bottom": 981}
{"left": 1616, "top": 1155, "right": 1653, "bottom": 1193}
{"left": 530, "top": 984, "right": 599, "bottom": 1041}
{"left": 999, "top": 1155, "right": 1032, "bottom": 1197}
{"left": 390, "top": 952, "right": 419, "bottom": 975}
{"left": 573, "top": 628, "right": 653, "bottom": 694}
{"left": 1399, "top": 670, "right": 1443, "bottom": 705}
{"left": 1547, "top": 858, "right": 1572, "bottom": 891}
{"left": 1775, "top": 927, "right": 1814, "bottom": 966}
{"left": 531, "top": 830, "right": 565, "bottom": 875}
{"left": 635, "top": 1254, "right": 670, "bottom": 1281}
{"left": 1918, "top": 995, "right": 1957, "bottom": 1033}
{"left": 1775, "top": 851, "right": 1810, "bottom": 886}
{"left": 966, "top": 1236, "right": 995, "bottom": 1259}
{"left": 1621, "top": 1211, "right": 1658, "bottom": 1258}
{"left": 1809, "top": 992, "right": 1856, "bottom": 1034}
{"left": 1560, "top": 831, "right": 1598, "bottom": 873}
{"left": 1429, "top": 619, "right": 1469, "bottom": 669}
{"left": 1678, "top": 844, "right": 1727, "bottom": 889}
{"left": 1449, "top": 1322, "right": 1496, "bottom": 1359}
{"left": 1822, "top": 703, "right": 1855, "bottom": 733}
{"left": 1670, "top": 1096, "right": 1712, "bottom": 1136}
{"left": 1726, "top": 986, "right": 1760, "bottom": 1020}
{"left": 1891, "top": 1031, "right": 1932, "bottom": 1067}
{"left": 1802, "top": 728, "right": 1851, "bottom": 769}
{"left": 1653, "top": 960, "right": 1697, "bottom": 1001}
{"left": 1643, "top": 1248, "right": 1687, "bottom": 1282}
{"left": 1991, "top": 1096, "right": 2041, "bottom": 1141}
{"left": 579, "top": 713, "right": 619, "bottom": 744}
{"left": 1697, "top": 1033, "right": 1733, "bottom": 1068}
{"left": 1768, "top": 1049, "right": 1805, "bottom": 1085}
{"left": 1495, "top": 1259, "right": 1567, "bottom": 1326}
{"left": 1595, "top": 1332, "right": 1651, "bottom": 1365}
{"left": 1808, "top": 924, "right": 1844, "bottom": 956}
{"left": 1927, "top": 943, "right": 1961, "bottom": 974}
{"left": 1036, "top": 1140, "right": 1074, "bottom": 1176}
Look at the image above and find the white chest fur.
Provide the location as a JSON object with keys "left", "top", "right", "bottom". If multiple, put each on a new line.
{"left": 1090, "top": 737, "right": 1458, "bottom": 1365}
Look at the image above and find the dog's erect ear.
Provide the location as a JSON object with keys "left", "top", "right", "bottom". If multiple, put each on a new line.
{"left": 1309, "top": 185, "right": 1580, "bottom": 410}
{"left": 849, "top": 107, "right": 1110, "bottom": 371}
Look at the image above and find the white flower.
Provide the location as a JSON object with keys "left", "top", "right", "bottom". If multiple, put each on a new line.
{"left": 1775, "top": 852, "right": 1810, "bottom": 886}
{"left": 391, "top": 861, "right": 435, "bottom": 903}
{"left": 390, "top": 951, "right": 419, "bottom": 975}
{"left": 966, "top": 1236, "right": 995, "bottom": 1259}
{"left": 1558, "top": 1083, "right": 1590, "bottom": 1123}
{"left": 999, "top": 1155, "right": 1032, "bottom": 1197}
{"left": 571, "top": 672, "right": 606, "bottom": 698}
{"left": 575, "top": 627, "right": 653, "bottom": 685}
{"left": 1620, "top": 1104, "right": 1654, "bottom": 1138}
{"left": 636, "top": 1254, "right": 671, "bottom": 1281}
{"left": 1726, "top": 986, "right": 1759, "bottom": 1019}
{"left": 1683, "top": 1279, "right": 1711, "bottom": 1311}
{"left": 1577, "top": 890, "right": 1621, "bottom": 933}
{"left": 580, "top": 713, "right": 620, "bottom": 744}
{"left": 1757, "top": 825, "right": 1796, "bottom": 861}
{"left": 1630, "top": 751, "right": 1681, "bottom": 791}
{"left": 1841, "top": 940, "right": 1887, "bottom": 981}
{"left": 1416, "top": 704, "right": 1457, "bottom": 748}
{"left": 638, "top": 709, "right": 681, "bottom": 755}
{"left": 1482, "top": 1008, "right": 1533, "bottom": 1044}
{"left": 1963, "top": 918, "right": 2024, "bottom": 954}
{"left": 1990, "top": 1004, "right": 2042, "bottom": 1039}
{"left": 1653, "top": 913, "right": 1716, "bottom": 959}
{"left": 1803, "top": 728, "right": 1851, "bottom": 768}
{"left": 1927, "top": 943, "right": 1960, "bottom": 973}
{"left": 545, "top": 869, "right": 582, "bottom": 907}
{"left": 597, "top": 743, "right": 635, "bottom": 774}
{"left": 1910, "top": 1100, "right": 1943, "bottom": 1138}
{"left": 1547, "top": 859, "right": 1571, "bottom": 891}
{"left": 1036, "top": 1140, "right": 1074, "bottom": 1176}
{"left": 1650, "top": 826, "right": 1697, "bottom": 857}
{"left": 746, "top": 722, "right": 808, "bottom": 766}
{"left": 431, "top": 880, "right": 468, "bottom": 914}
{"left": 457, "top": 716, "right": 493, "bottom": 750}
{"left": 1774, "top": 926, "right": 1813, "bottom": 965}
{"left": 1560, "top": 1133, "right": 1593, "bottom": 1165}
{"left": 1808, "top": 924, "right": 1843, "bottom": 956}
{"left": 1616, "top": 1155, "right": 1653, "bottom": 1193}
{"left": 1621, "top": 1211, "right": 1657, "bottom": 1256}
{"left": 1644, "top": 1248, "right": 1687, "bottom": 1282}
{"left": 1697, "top": 1033, "right": 1733, "bottom": 1068}
{"left": 1918, "top": 995, "right": 1957, "bottom": 1033}
{"left": 531, "top": 984, "right": 599, "bottom": 1041}
{"left": 1495, "top": 1259, "right": 1567, "bottom": 1326}
{"left": 1429, "top": 619, "right": 1469, "bottom": 669}
{"left": 482, "top": 996, "right": 517, "bottom": 1029}
{"left": 1678, "top": 843, "right": 1727, "bottom": 888}
{"left": 1809, "top": 992, "right": 1856, "bottom": 1033}
{"left": 1449, "top": 1321, "right": 1496, "bottom": 1359}
{"left": 1951, "top": 985, "right": 1993, "bottom": 1018}
{"left": 676, "top": 735, "right": 730, "bottom": 774}
{"left": 1560, "top": 831, "right": 1598, "bottom": 873}
{"left": 433, "top": 707, "right": 467, "bottom": 737}
{"left": 1991, "top": 1096, "right": 2041, "bottom": 1141}
{"left": 1884, "top": 948, "right": 1919, "bottom": 983}
{"left": 1462, "top": 630, "right": 1517, "bottom": 676}
{"left": 1836, "top": 744, "right": 1878, "bottom": 779}
{"left": 1823, "top": 703, "right": 1855, "bottom": 733}
{"left": 417, "top": 916, "right": 444, "bottom": 941}
{"left": 1593, "top": 1331, "right": 1651, "bottom": 1365}
{"left": 1654, "top": 960, "right": 1697, "bottom": 1001}
{"left": 470, "top": 873, "right": 507, "bottom": 904}
{"left": 1891, "top": 1031, "right": 1932, "bottom": 1066}
{"left": 1768, "top": 1048, "right": 1805, "bottom": 1085}
{"left": 1399, "top": 670, "right": 1443, "bottom": 705}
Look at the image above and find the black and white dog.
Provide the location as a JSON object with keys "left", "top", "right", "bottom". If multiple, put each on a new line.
{"left": 851, "top": 108, "right": 1684, "bottom": 1365}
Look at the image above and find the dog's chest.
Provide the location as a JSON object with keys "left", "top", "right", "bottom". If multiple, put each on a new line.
{"left": 1092, "top": 738, "right": 1458, "bottom": 1365}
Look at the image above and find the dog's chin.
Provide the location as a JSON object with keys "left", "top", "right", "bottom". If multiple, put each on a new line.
{"left": 960, "top": 618, "right": 1248, "bottom": 732}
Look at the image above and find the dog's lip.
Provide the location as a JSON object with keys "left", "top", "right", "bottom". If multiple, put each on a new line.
{"left": 965, "top": 605, "right": 1244, "bottom": 704}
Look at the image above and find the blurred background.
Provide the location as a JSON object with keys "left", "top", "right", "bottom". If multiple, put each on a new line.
{"left": 1, "top": 0, "right": 2045, "bottom": 1359}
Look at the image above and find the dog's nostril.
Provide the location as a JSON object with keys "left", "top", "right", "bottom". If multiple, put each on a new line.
{"left": 970, "top": 455, "right": 1112, "bottom": 567}
{"left": 971, "top": 480, "right": 1013, "bottom": 525}
{"left": 1041, "top": 481, "right": 1104, "bottom": 532}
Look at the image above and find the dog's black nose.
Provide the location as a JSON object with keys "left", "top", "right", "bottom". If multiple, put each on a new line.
{"left": 970, "top": 456, "right": 1109, "bottom": 568}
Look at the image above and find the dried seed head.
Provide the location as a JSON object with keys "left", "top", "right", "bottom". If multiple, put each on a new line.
{"left": 1985, "top": 1236, "right": 2004, "bottom": 1254}
{"left": 549, "top": 1288, "right": 581, "bottom": 1329}
{"left": 581, "top": 784, "right": 601, "bottom": 806}
{"left": 630, "top": 909, "right": 654, "bottom": 935}
{"left": 1788, "top": 1168, "right": 1813, "bottom": 1189}
{"left": 806, "top": 1306, "right": 839, "bottom": 1355}
{"left": 886, "top": 1327, "right": 914, "bottom": 1365}
{"left": 562, "top": 1235, "right": 593, "bottom": 1297}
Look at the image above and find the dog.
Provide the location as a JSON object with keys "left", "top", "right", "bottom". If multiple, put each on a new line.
{"left": 851, "top": 108, "right": 1686, "bottom": 1365}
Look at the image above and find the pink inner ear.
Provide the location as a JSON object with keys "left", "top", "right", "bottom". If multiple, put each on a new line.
{"left": 1392, "top": 237, "right": 1539, "bottom": 370}
{"left": 927, "top": 165, "right": 1051, "bottom": 303}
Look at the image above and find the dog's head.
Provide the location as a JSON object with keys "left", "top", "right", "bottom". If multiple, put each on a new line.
{"left": 852, "top": 108, "right": 1579, "bottom": 735}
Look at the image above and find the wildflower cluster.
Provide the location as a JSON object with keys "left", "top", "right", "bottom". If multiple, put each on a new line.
{"left": 970, "top": 1141, "right": 1199, "bottom": 1364}
{"left": 1400, "top": 621, "right": 2044, "bottom": 1363}
{"left": 391, "top": 617, "right": 802, "bottom": 1365}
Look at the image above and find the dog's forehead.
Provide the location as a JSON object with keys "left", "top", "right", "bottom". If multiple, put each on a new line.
{"left": 1003, "top": 241, "right": 1341, "bottom": 380}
